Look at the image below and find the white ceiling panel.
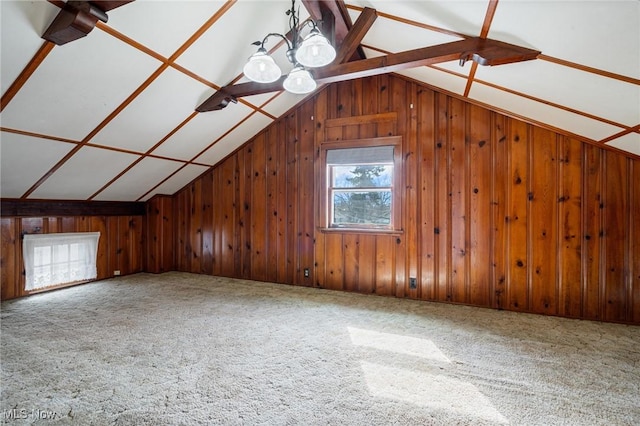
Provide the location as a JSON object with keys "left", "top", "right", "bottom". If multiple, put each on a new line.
{"left": 195, "top": 113, "right": 273, "bottom": 166}
{"left": 491, "top": 0, "right": 640, "bottom": 78}
{"left": 469, "top": 83, "right": 621, "bottom": 141}
{"left": 360, "top": 46, "right": 469, "bottom": 96}
{"left": 352, "top": 9, "right": 462, "bottom": 53}
{"left": 176, "top": 1, "right": 310, "bottom": 87}
{"left": 153, "top": 101, "right": 254, "bottom": 161}
{"left": 93, "top": 157, "right": 184, "bottom": 201}
{"left": 244, "top": 92, "right": 282, "bottom": 109}
{"left": 106, "top": 0, "right": 228, "bottom": 58}
{"left": 606, "top": 133, "right": 640, "bottom": 157}
{"left": 349, "top": 0, "right": 489, "bottom": 37}
{"left": 475, "top": 60, "right": 640, "bottom": 127}
{"left": 90, "top": 67, "right": 211, "bottom": 152}
{"left": 140, "top": 164, "right": 210, "bottom": 202}
{"left": 398, "top": 66, "right": 468, "bottom": 96}
{"left": 29, "top": 147, "right": 138, "bottom": 200}
{"left": 0, "top": 28, "right": 161, "bottom": 140}
{"left": 0, "top": 1, "right": 59, "bottom": 95}
{"left": 261, "top": 91, "right": 313, "bottom": 117}
{"left": 0, "top": 132, "right": 75, "bottom": 198}
{"left": 433, "top": 60, "right": 472, "bottom": 77}
{"left": 361, "top": 44, "right": 471, "bottom": 81}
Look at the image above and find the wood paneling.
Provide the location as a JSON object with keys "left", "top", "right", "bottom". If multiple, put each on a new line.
{"left": 530, "top": 127, "right": 558, "bottom": 315}
{"left": 506, "top": 120, "right": 529, "bottom": 312}
{"left": 602, "top": 152, "right": 628, "bottom": 322}
{"left": 582, "top": 145, "right": 604, "bottom": 320}
{"left": 145, "top": 195, "right": 174, "bottom": 274}
{"left": 1, "top": 218, "right": 18, "bottom": 299}
{"left": 468, "top": 104, "right": 492, "bottom": 307}
{"left": 164, "top": 74, "right": 640, "bottom": 325}
{"left": 632, "top": 161, "right": 640, "bottom": 323}
{"left": 1, "top": 214, "right": 144, "bottom": 300}
{"left": 558, "top": 137, "right": 583, "bottom": 318}
{"left": 492, "top": 114, "right": 508, "bottom": 310}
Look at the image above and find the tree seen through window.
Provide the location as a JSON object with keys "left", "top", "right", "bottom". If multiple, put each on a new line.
{"left": 331, "top": 164, "right": 393, "bottom": 226}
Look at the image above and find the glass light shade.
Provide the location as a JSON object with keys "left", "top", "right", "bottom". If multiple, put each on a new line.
{"left": 283, "top": 67, "right": 317, "bottom": 94}
{"left": 243, "top": 49, "right": 282, "bottom": 83}
{"left": 295, "top": 30, "right": 336, "bottom": 68}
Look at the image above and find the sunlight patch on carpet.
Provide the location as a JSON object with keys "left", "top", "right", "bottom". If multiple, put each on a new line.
{"left": 348, "top": 327, "right": 451, "bottom": 363}
{"left": 360, "top": 361, "right": 509, "bottom": 424}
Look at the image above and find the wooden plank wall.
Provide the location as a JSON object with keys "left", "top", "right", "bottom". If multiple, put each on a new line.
{"left": 145, "top": 195, "right": 175, "bottom": 274}
{"left": 171, "top": 106, "right": 315, "bottom": 287}
{"left": 0, "top": 215, "right": 144, "bottom": 300}
{"left": 164, "top": 74, "right": 640, "bottom": 324}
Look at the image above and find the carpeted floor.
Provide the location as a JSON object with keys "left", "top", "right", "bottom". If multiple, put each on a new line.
{"left": 1, "top": 272, "right": 639, "bottom": 425}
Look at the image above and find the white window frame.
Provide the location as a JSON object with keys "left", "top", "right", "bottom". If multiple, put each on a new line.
{"left": 320, "top": 136, "right": 403, "bottom": 232}
{"left": 23, "top": 232, "right": 100, "bottom": 292}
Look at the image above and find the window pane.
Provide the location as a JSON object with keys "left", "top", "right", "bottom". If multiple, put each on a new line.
{"left": 69, "top": 243, "right": 81, "bottom": 261}
{"left": 34, "top": 246, "right": 50, "bottom": 267}
{"left": 333, "top": 191, "right": 392, "bottom": 225}
{"left": 23, "top": 232, "right": 100, "bottom": 291}
{"left": 332, "top": 165, "right": 393, "bottom": 188}
{"left": 54, "top": 244, "right": 69, "bottom": 263}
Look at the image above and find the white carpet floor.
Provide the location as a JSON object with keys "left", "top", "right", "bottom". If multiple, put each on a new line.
{"left": 1, "top": 272, "right": 639, "bottom": 425}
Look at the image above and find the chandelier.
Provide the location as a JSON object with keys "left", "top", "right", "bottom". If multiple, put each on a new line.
{"left": 242, "top": 0, "right": 337, "bottom": 94}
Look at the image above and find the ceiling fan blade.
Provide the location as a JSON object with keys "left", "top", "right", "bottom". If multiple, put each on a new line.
{"left": 42, "top": 0, "right": 135, "bottom": 45}
{"left": 197, "top": 37, "right": 540, "bottom": 112}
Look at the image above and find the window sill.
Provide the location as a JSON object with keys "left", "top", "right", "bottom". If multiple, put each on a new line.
{"left": 318, "top": 227, "right": 404, "bottom": 236}
{"left": 26, "top": 279, "right": 94, "bottom": 295}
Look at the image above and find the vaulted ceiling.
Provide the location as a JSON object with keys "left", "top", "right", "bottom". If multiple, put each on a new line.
{"left": 1, "top": 0, "right": 638, "bottom": 202}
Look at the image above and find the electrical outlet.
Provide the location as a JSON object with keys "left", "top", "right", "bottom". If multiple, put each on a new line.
{"left": 304, "top": 268, "right": 310, "bottom": 278}
{"left": 114, "top": 270, "right": 121, "bottom": 276}
{"left": 409, "top": 277, "right": 417, "bottom": 289}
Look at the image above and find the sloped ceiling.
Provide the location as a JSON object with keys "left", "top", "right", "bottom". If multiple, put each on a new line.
{"left": 1, "top": 0, "right": 638, "bottom": 202}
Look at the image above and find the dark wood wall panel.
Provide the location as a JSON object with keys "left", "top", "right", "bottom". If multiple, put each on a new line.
{"left": 468, "top": 104, "right": 492, "bottom": 307}
{"left": 582, "top": 145, "right": 604, "bottom": 320}
{"left": 602, "top": 152, "right": 629, "bottom": 322}
{"left": 1, "top": 218, "right": 18, "bottom": 300}
{"left": 1, "top": 215, "right": 144, "bottom": 300}
{"left": 558, "top": 137, "right": 583, "bottom": 318}
{"left": 632, "top": 161, "right": 640, "bottom": 323}
{"left": 506, "top": 120, "right": 530, "bottom": 312}
{"left": 530, "top": 127, "right": 558, "bottom": 315}
{"left": 435, "top": 94, "right": 450, "bottom": 303}
{"left": 418, "top": 88, "right": 436, "bottom": 301}
{"left": 491, "top": 114, "right": 508, "bottom": 310}
{"left": 159, "top": 74, "right": 639, "bottom": 324}
{"left": 145, "top": 195, "right": 174, "bottom": 274}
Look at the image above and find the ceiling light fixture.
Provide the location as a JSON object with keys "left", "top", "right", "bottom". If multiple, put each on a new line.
{"left": 242, "top": 0, "right": 336, "bottom": 94}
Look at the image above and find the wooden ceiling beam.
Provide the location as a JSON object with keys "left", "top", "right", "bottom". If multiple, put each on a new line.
{"left": 42, "top": 0, "right": 134, "bottom": 45}
{"left": 197, "top": 37, "right": 540, "bottom": 112}
{"left": 0, "top": 41, "right": 55, "bottom": 112}
{"left": 317, "top": 38, "right": 539, "bottom": 81}
{"left": 333, "top": 7, "right": 377, "bottom": 64}
{"left": 302, "top": 0, "right": 353, "bottom": 50}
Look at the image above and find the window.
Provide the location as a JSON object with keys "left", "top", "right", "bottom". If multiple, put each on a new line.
{"left": 321, "top": 137, "right": 402, "bottom": 231}
{"left": 23, "top": 232, "right": 100, "bottom": 291}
